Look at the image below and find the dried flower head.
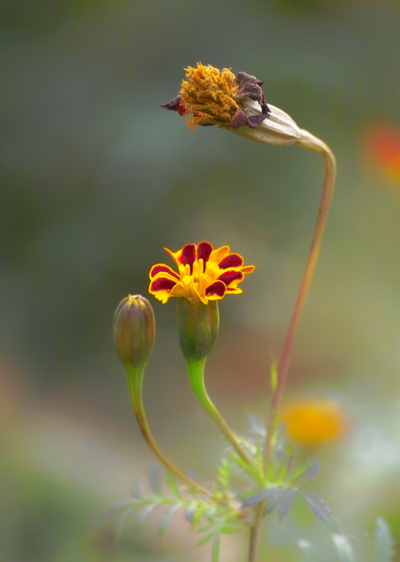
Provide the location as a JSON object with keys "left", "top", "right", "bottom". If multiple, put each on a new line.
{"left": 162, "top": 62, "right": 301, "bottom": 145}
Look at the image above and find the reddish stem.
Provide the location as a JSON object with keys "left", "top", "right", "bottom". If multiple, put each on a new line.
{"left": 262, "top": 133, "right": 337, "bottom": 470}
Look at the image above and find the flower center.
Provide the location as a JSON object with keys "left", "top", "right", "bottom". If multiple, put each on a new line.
{"left": 177, "top": 258, "right": 221, "bottom": 301}
{"left": 180, "top": 64, "right": 239, "bottom": 129}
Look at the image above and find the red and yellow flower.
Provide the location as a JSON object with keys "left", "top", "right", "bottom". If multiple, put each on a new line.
{"left": 149, "top": 241, "right": 255, "bottom": 304}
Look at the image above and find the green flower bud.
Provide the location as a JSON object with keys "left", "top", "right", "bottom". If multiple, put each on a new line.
{"left": 114, "top": 295, "right": 155, "bottom": 369}
{"left": 176, "top": 298, "right": 219, "bottom": 363}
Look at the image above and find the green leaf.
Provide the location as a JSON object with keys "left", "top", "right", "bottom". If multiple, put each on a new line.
{"left": 148, "top": 462, "right": 162, "bottom": 495}
{"left": 374, "top": 517, "right": 394, "bottom": 562}
{"left": 203, "top": 506, "right": 217, "bottom": 519}
{"left": 301, "top": 492, "right": 339, "bottom": 534}
{"left": 212, "top": 533, "right": 221, "bottom": 562}
{"left": 164, "top": 470, "right": 181, "bottom": 498}
{"left": 158, "top": 503, "right": 181, "bottom": 537}
{"left": 242, "top": 486, "right": 280, "bottom": 507}
{"left": 273, "top": 425, "right": 292, "bottom": 465}
{"left": 198, "top": 522, "right": 220, "bottom": 533}
{"left": 297, "top": 539, "right": 320, "bottom": 562}
{"left": 291, "top": 459, "right": 321, "bottom": 485}
{"left": 270, "top": 360, "right": 278, "bottom": 392}
{"left": 103, "top": 498, "right": 136, "bottom": 519}
{"left": 243, "top": 485, "right": 295, "bottom": 516}
{"left": 197, "top": 528, "right": 220, "bottom": 546}
{"left": 220, "top": 523, "right": 241, "bottom": 534}
{"left": 192, "top": 506, "right": 206, "bottom": 527}
{"left": 265, "top": 487, "right": 290, "bottom": 514}
{"left": 217, "top": 458, "right": 231, "bottom": 489}
{"left": 185, "top": 502, "right": 197, "bottom": 524}
{"left": 332, "top": 535, "right": 356, "bottom": 562}
{"left": 116, "top": 505, "right": 137, "bottom": 541}
{"left": 135, "top": 502, "right": 160, "bottom": 534}
{"left": 247, "top": 414, "right": 266, "bottom": 438}
{"left": 278, "top": 488, "right": 297, "bottom": 520}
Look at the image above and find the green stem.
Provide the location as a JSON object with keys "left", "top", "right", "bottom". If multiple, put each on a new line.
{"left": 248, "top": 503, "right": 265, "bottom": 562}
{"left": 126, "top": 365, "right": 213, "bottom": 498}
{"left": 187, "top": 359, "right": 261, "bottom": 477}
{"left": 262, "top": 133, "right": 337, "bottom": 470}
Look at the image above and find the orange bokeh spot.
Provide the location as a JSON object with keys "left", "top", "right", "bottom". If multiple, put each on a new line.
{"left": 281, "top": 399, "right": 348, "bottom": 445}
{"left": 363, "top": 123, "right": 400, "bottom": 183}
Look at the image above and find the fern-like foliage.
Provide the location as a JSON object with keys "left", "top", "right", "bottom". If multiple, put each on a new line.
{"left": 107, "top": 416, "right": 340, "bottom": 561}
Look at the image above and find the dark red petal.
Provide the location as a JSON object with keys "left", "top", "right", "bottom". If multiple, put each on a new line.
{"left": 218, "top": 253, "right": 243, "bottom": 269}
{"left": 218, "top": 270, "right": 244, "bottom": 287}
{"left": 247, "top": 113, "right": 270, "bottom": 128}
{"left": 150, "top": 277, "right": 177, "bottom": 293}
{"left": 205, "top": 280, "right": 226, "bottom": 298}
{"left": 235, "top": 72, "right": 271, "bottom": 115}
{"left": 180, "top": 243, "right": 196, "bottom": 273}
{"left": 150, "top": 264, "right": 179, "bottom": 280}
{"left": 161, "top": 95, "right": 187, "bottom": 116}
{"left": 231, "top": 109, "right": 268, "bottom": 130}
{"left": 197, "top": 241, "right": 213, "bottom": 269}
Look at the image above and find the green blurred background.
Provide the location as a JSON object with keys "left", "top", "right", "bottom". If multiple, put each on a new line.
{"left": 1, "top": 1, "right": 399, "bottom": 561}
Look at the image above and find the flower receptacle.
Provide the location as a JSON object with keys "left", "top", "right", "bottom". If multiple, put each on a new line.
{"left": 177, "top": 298, "right": 219, "bottom": 364}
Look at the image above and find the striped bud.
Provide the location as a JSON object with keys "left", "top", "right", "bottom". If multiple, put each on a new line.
{"left": 114, "top": 295, "right": 156, "bottom": 369}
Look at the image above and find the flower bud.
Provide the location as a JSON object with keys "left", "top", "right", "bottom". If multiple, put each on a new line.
{"left": 176, "top": 298, "right": 219, "bottom": 363}
{"left": 114, "top": 295, "right": 156, "bottom": 369}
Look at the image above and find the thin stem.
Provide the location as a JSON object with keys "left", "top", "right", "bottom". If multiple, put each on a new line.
{"left": 126, "top": 365, "right": 213, "bottom": 498}
{"left": 248, "top": 504, "right": 265, "bottom": 562}
{"left": 262, "top": 132, "right": 337, "bottom": 469}
{"left": 187, "top": 359, "right": 263, "bottom": 480}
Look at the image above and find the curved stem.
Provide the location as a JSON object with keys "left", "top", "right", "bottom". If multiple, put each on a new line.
{"left": 262, "top": 132, "right": 337, "bottom": 469}
{"left": 126, "top": 365, "right": 213, "bottom": 498}
{"left": 187, "top": 359, "right": 262, "bottom": 480}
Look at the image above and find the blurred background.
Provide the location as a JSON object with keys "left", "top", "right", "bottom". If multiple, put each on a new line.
{"left": 1, "top": 1, "right": 399, "bottom": 561}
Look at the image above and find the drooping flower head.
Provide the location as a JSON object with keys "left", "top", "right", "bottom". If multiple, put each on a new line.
{"left": 162, "top": 63, "right": 270, "bottom": 130}
{"left": 162, "top": 63, "right": 301, "bottom": 145}
{"left": 149, "top": 241, "right": 254, "bottom": 305}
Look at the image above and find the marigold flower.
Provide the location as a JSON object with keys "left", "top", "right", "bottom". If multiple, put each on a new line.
{"left": 162, "top": 62, "right": 301, "bottom": 145}
{"left": 281, "top": 399, "right": 347, "bottom": 446}
{"left": 149, "top": 241, "right": 255, "bottom": 304}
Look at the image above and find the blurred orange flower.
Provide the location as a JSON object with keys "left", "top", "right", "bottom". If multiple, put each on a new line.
{"left": 363, "top": 123, "right": 400, "bottom": 184}
{"left": 281, "top": 399, "right": 347, "bottom": 445}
